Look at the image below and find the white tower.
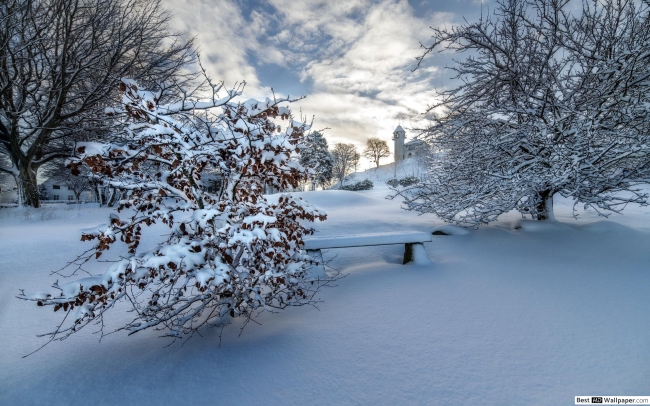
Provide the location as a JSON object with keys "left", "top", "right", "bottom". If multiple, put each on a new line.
{"left": 393, "top": 125, "right": 406, "bottom": 162}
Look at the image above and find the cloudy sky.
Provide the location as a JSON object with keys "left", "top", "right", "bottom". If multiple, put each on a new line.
{"left": 164, "top": 0, "right": 485, "bottom": 167}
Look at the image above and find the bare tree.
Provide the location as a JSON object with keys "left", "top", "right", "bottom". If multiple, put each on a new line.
{"left": 403, "top": 0, "right": 650, "bottom": 226}
{"left": 363, "top": 137, "right": 390, "bottom": 168}
{"left": 0, "top": 0, "right": 195, "bottom": 207}
{"left": 331, "top": 143, "right": 359, "bottom": 185}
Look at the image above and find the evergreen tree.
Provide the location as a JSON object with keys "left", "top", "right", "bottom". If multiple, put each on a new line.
{"left": 300, "top": 131, "right": 333, "bottom": 190}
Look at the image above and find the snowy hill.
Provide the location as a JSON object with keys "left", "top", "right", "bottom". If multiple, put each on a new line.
{"left": 1, "top": 189, "right": 649, "bottom": 405}
{"left": 337, "top": 157, "right": 427, "bottom": 187}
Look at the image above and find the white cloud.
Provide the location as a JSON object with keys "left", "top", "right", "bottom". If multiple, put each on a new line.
{"left": 163, "top": 0, "right": 458, "bottom": 165}
{"left": 291, "top": 0, "right": 452, "bottom": 161}
{"left": 162, "top": 0, "right": 272, "bottom": 98}
{"left": 162, "top": 0, "right": 354, "bottom": 95}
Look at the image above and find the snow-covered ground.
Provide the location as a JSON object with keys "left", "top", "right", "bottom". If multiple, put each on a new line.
{"left": 339, "top": 156, "right": 427, "bottom": 188}
{"left": 1, "top": 171, "right": 649, "bottom": 405}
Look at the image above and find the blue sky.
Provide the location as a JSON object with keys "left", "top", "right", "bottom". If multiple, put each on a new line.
{"left": 164, "top": 0, "right": 485, "bottom": 166}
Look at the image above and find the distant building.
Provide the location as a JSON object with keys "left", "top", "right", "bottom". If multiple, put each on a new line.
{"left": 40, "top": 177, "right": 96, "bottom": 202}
{"left": 0, "top": 176, "right": 98, "bottom": 204}
{"left": 392, "top": 125, "right": 428, "bottom": 162}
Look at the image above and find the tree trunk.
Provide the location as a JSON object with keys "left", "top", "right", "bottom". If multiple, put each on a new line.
{"left": 18, "top": 164, "right": 40, "bottom": 208}
{"left": 107, "top": 188, "right": 119, "bottom": 207}
{"left": 536, "top": 189, "right": 555, "bottom": 221}
{"left": 95, "top": 185, "right": 103, "bottom": 205}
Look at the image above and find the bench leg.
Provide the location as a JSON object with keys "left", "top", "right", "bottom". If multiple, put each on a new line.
{"left": 403, "top": 243, "right": 433, "bottom": 265}
{"left": 306, "top": 249, "right": 327, "bottom": 279}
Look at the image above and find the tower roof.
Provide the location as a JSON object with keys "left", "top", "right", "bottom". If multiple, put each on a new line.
{"left": 394, "top": 125, "right": 405, "bottom": 133}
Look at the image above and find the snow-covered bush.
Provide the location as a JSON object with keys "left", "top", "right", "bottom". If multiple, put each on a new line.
{"left": 387, "top": 177, "right": 419, "bottom": 188}
{"left": 19, "top": 77, "right": 332, "bottom": 344}
{"left": 340, "top": 179, "right": 373, "bottom": 191}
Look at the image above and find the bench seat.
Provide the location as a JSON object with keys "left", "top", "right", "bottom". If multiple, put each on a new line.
{"left": 304, "top": 231, "right": 432, "bottom": 250}
{"left": 304, "top": 231, "right": 433, "bottom": 279}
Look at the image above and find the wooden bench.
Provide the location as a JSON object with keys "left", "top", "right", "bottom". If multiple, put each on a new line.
{"left": 304, "top": 231, "right": 433, "bottom": 278}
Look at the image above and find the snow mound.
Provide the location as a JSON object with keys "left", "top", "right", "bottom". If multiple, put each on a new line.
{"left": 292, "top": 189, "right": 388, "bottom": 210}
{"left": 431, "top": 225, "right": 471, "bottom": 236}
{"left": 340, "top": 157, "right": 426, "bottom": 186}
{"left": 79, "top": 223, "right": 107, "bottom": 234}
{"left": 511, "top": 219, "right": 575, "bottom": 232}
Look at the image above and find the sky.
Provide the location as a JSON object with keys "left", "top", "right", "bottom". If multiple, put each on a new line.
{"left": 163, "top": 0, "right": 486, "bottom": 167}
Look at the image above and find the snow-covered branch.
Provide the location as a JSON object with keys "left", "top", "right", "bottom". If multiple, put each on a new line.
{"left": 403, "top": 0, "right": 650, "bottom": 226}
{"left": 19, "top": 77, "right": 335, "bottom": 348}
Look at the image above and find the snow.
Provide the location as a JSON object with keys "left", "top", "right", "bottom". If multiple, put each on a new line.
{"left": 342, "top": 156, "right": 427, "bottom": 186}
{"left": 408, "top": 242, "right": 433, "bottom": 265}
{"left": 304, "top": 231, "right": 431, "bottom": 249}
{"left": 431, "top": 224, "right": 471, "bottom": 235}
{"left": 1, "top": 183, "right": 650, "bottom": 404}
